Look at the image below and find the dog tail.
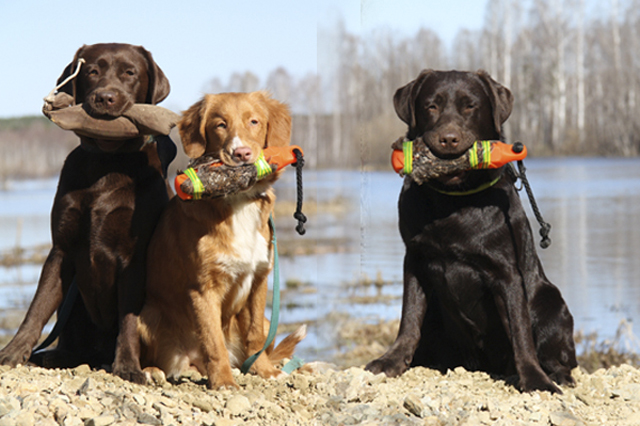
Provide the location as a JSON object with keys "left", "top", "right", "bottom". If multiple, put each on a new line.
{"left": 268, "top": 324, "right": 307, "bottom": 364}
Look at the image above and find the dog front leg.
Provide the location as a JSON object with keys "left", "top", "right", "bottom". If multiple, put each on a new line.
{"left": 112, "top": 255, "right": 146, "bottom": 385}
{"left": 238, "top": 274, "right": 282, "bottom": 378}
{"left": 493, "top": 279, "right": 562, "bottom": 394}
{"left": 191, "top": 289, "right": 238, "bottom": 389}
{"left": 0, "top": 247, "right": 65, "bottom": 366}
{"left": 366, "top": 251, "right": 426, "bottom": 377}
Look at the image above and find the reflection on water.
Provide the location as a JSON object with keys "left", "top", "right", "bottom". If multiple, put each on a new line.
{"left": 2, "top": 158, "right": 640, "bottom": 362}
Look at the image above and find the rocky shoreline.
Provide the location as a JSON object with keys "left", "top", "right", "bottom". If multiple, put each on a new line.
{"left": 1, "top": 361, "right": 640, "bottom": 426}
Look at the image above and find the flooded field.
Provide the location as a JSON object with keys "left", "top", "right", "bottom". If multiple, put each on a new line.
{"left": 2, "top": 158, "right": 640, "bottom": 364}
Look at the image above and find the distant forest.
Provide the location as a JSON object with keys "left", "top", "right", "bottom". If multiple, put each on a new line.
{"left": 2, "top": 0, "right": 639, "bottom": 181}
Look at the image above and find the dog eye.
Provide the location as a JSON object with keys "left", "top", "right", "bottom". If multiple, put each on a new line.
{"left": 250, "top": 119, "right": 259, "bottom": 126}
{"left": 426, "top": 105, "right": 438, "bottom": 111}
{"left": 216, "top": 122, "right": 227, "bottom": 129}
{"left": 125, "top": 70, "right": 135, "bottom": 76}
{"left": 88, "top": 69, "right": 99, "bottom": 76}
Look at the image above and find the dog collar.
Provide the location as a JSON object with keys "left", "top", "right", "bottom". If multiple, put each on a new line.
{"left": 426, "top": 174, "right": 502, "bottom": 196}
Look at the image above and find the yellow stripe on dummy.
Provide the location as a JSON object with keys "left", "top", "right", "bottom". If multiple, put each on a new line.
{"left": 183, "top": 168, "right": 204, "bottom": 200}
{"left": 403, "top": 140, "right": 413, "bottom": 175}
{"left": 469, "top": 143, "right": 479, "bottom": 168}
{"left": 481, "top": 140, "right": 492, "bottom": 169}
{"left": 469, "top": 140, "right": 493, "bottom": 169}
{"left": 255, "top": 151, "right": 273, "bottom": 180}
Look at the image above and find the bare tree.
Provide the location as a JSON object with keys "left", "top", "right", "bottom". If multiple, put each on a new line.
{"left": 266, "top": 67, "right": 294, "bottom": 107}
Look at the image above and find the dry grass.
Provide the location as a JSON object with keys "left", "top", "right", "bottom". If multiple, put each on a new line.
{"left": 575, "top": 319, "right": 640, "bottom": 373}
{"left": 0, "top": 116, "right": 76, "bottom": 183}
{"left": 326, "top": 313, "right": 640, "bottom": 373}
{"left": 0, "top": 244, "right": 51, "bottom": 267}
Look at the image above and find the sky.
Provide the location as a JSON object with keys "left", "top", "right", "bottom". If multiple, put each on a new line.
{"left": 0, "top": 0, "right": 488, "bottom": 119}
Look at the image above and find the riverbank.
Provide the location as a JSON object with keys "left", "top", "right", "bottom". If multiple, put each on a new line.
{"left": 1, "top": 361, "right": 640, "bottom": 425}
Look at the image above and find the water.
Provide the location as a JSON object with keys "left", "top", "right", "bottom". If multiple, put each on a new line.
{"left": 2, "top": 158, "right": 640, "bottom": 362}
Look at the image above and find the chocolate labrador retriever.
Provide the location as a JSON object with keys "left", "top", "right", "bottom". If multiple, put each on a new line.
{"left": 0, "top": 43, "right": 175, "bottom": 383}
{"left": 365, "top": 70, "right": 577, "bottom": 393}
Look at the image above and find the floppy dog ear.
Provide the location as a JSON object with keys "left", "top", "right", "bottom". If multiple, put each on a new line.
{"left": 393, "top": 69, "right": 434, "bottom": 130}
{"left": 260, "top": 92, "right": 291, "bottom": 148}
{"left": 476, "top": 70, "right": 514, "bottom": 135}
{"left": 178, "top": 98, "right": 207, "bottom": 158}
{"left": 56, "top": 45, "right": 87, "bottom": 103}
{"left": 136, "top": 46, "right": 171, "bottom": 105}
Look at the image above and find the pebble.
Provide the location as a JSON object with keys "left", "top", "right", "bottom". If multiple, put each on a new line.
{"left": 403, "top": 394, "right": 425, "bottom": 418}
{"left": 85, "top": 415, "right": 115, "bottom": 426}
{"left": 225, "top": 395, "right": 251, "bottom": 417}
{"left": 0, "top": 364, "right": 638, "bottom": 424}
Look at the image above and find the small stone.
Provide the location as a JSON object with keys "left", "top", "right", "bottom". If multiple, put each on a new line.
{"left": 15, "top": 382, "right": 39, "bottom": 396}
{"left": 85, "top": 415, "right": 116, "bottom": 426}
{"left": 291, "top": 374, "right": 309, "bottom": 391}
{"left": 213, "top": 419, "right": 238, "bottom": 426}
{"left": 345, "top": 374, "right": 367, "bottom": 402}
{"left": 132, "top": 394, "right": 146, "bottom": 405}
{"left": 136, "top": 412, "right": 161, "bottom": 425}
{"left": 62, "top": 417, "right": 84, "bottom": 426}
{"left": 0, "top": 396, "right": 21, "bottom": 416}
{"left": 477, "top": 411, "right": 491, "bottom": 423}
{"left": 14, "top": 411, "right": 35, "bottom": 426}
{"left": 611, "top": 383, "right": 640, "bottom": 401}
{"left": 549, "top": 411, "right": 583, "bottom": 426}
{"left": 225, "top": 395, "right": 251, "bottom": 417}
{"left": 72, "top": 364, "right": 91, "bottom": 376}
{"left": 453, "top": 366, "right": 467, "bottom": 375}
{"left": 403, "top": 394, "right": 425, "bottom": 418}
{"left": 192, "top": 398, "right": 214, "bottom": 413}
{"left": 529, "top": 411, "right": 543, "bottom": 422}
{"left": 77, "top": 377, "right": 95, "bottom": 396}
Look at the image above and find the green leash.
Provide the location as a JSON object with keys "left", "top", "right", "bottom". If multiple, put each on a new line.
{"left": 240, "top": 215, "right": 304, "bottom": 375}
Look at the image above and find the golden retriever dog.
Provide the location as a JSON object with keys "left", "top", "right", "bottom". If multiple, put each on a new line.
{"left": 137, "top": 91, "right": 306, "bottom": 389}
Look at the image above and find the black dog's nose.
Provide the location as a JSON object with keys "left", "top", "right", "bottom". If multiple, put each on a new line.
{"left": 439, "top": 131, "right": 461, "bottom": 148}
{"left": 95, "top": 90, "right": 117, "bottom": 106}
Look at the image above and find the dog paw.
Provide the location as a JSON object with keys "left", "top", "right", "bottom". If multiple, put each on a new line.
{"left": 208, "top": 378, "right": 240, "bottom": 390}
{"left": 113, "top": 364, "right": 147, "bottom": 385}
{"left": 548, "top": 370, "right": 576, "bottom": 388}
{"left": 0, "top": 345, "right": 31, "bottom": 367}
{"left": 256, "top": 366, "right": 285, "bottom": 380}
{"left": 520, "top": 373, "right": 563, "bottom": 394}
{"left": 143, "top": 367, "right": 167, "bottom": 386}
{"left": 365, "top": 356, "right": 409, "bottom": 377}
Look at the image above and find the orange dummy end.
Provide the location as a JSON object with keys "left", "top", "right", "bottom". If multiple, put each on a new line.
{"left": 391, "top": 149, "right": 406, "bottom": 174}
{"left": 263, "top": 145, "right": 304, "bottom": 169}
{"left": 480, "top": 141, "right": 527, "bottom": 168}
{"left": 174, "top": 173, "right": 195, "bottom": 200}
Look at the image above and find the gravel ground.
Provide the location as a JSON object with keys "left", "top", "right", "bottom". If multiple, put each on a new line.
{"left": 1, "top": 361, "right": 640, "bottom": 426}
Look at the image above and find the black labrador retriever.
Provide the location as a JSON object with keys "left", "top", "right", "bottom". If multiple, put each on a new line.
{"left": 0, "top": 43, "right": 175, "bottom": 384}
{"left": 365, "top": 70, "right": 577, "bottom": 393}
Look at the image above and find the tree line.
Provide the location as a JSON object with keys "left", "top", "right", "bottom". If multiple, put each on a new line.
{"left": 3, "top": 0, "right": 639, "bottom": 182}
{"left": 313, "top": 0, "right": 640, "bottom": 168}
{"left": 219, "top": 0, "right": 640, "bottom": 169}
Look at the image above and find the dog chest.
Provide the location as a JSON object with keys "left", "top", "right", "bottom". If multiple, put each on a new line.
{"left": 229, "top": 201, "right": 270, "bottom": 310}
{"left": 198, "top": 200, "right": 270, "bottom": 308}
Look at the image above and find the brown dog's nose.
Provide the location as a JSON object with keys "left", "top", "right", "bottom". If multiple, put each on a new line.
{"left": 439, "top": 131, "right": 461, "bottom": 149}
{"left": 233, "top": 147, "right": 253, "bottom": 162}
{"left": 95, "top": 90, "right": 117, "bottom": 106}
